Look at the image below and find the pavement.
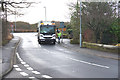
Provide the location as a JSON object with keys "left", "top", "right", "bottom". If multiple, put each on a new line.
{"left": 0, "top": 37, "right": 119, "bottom": 79}
{"left": 60, "top": 39, "right": 119, "bottom": 60}
{"left": 0, "top": 36, "right": 20, "bottom": 79}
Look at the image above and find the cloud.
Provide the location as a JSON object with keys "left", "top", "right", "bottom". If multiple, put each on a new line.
{"left": 8, "top": 0, "right": 76, "bottom": 24}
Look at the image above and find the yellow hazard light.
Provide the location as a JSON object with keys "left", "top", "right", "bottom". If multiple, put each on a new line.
{"left": 41, "top": 23, "right": 44, "bottom": 25}
{"left": 52, "top": 23, "right": 55, "bottom": 25}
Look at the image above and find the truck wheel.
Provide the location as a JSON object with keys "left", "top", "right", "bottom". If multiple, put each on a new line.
{"left": 39, "top": 41, "right": 42, "bottom": 44}
{"left": 38, "top": 40, "right": 41, "bottom": 44}
{"left": 53, "top": 41, "right": 55, "bottom": 45}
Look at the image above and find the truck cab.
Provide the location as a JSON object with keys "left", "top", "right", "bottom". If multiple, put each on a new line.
{"left": 37, "top": 21, "right": 56, "bottom": 44}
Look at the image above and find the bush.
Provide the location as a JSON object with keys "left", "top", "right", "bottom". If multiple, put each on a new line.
{"left": 101, "top": 29, "right": 115, "bottom": 44}
{"left": 2, "top": 34, "right": 13, "bottom": 46}
{"left": 6, "top": 34, "right": 13, "bottom": 40}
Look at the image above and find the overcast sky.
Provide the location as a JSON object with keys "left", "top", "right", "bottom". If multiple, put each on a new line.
{"left": 8, "top": 0, "right": 76, "bottom": 24}
{"left": 7, "top": 0, "right": 118, "bottom": 24}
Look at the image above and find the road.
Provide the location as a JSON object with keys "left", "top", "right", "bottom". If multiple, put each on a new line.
{"left": 4, "top": 33, "right": 118, "bottom": 79}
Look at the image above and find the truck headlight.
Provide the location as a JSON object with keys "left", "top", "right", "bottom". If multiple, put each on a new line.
{"left": 40, "top": 34, "right": 44, "bottom": 37}
{"left": 52, "top": 34, "right": 56, "bottom": 37}
{"left": 52, "top": 34, "right": 56, "bottom": 39}
{"left": 39, "top": 34, "right": 44, "bottom": 39}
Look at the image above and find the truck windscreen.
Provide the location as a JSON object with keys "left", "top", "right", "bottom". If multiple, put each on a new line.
{"left": 40, "top": 25, "right": 55, "bottom": 35}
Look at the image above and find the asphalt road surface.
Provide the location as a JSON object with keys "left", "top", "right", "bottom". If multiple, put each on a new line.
{"left": 4, "top": 33, "right": 118, "bottom": 79}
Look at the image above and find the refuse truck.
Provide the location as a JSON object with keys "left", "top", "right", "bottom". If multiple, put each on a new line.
{"left": 37, "top": 21, "right": 56, "bottom": 44}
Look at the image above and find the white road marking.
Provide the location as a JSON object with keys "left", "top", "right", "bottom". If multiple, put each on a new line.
{"left": 27, "top": 67, "right": 33, "bottom": 70}
{"left": 24, "top": 64, "right": 30, "bottom": 67}
{"left": 64, "top": 43, "right": 68, "bottom": 44}
{"left": 16, "top": 52, "right": 20, "bottom": 58}
{"left": 16, "top": 52, "right": 23, "bottom": 62}
{"left": 15, "top": 48, "right": 51, "bottom": 78}
{"left": 52, "top": 65, "right": 69, "bottom": 68}
{"left": 42, "top": 75, "right": 52, "bottom": 78}
{"left": 11, "top": 47, "right": 15, "bottom": 48}
{"left": 43, "top": 49, "right": 56, "bottom": 54}
{"left": 21, "top": 61, "right": 26, "bottom": 65}
{"left": 43, "top": 49, "right": 48, "bottom": 51}
{"left": 32, "top": 71, "right": 41, "bottom": 74}
{"left": 15, "top": 68, "right": 22, "bottom": 71}
{"left": 29, "top": 77, "right": 35, "bottom": 79}
{"left": 20, "top": 72, "right": 29, "bottom": 76}
{"left": 58, "top": 49, "right": 64, "bottom": 51}
{"left": 13, "top": 65, "right": 19, "bottom": 68}
{"left": 66, "top": 57, "right": 110, "bottom": 69}
{"left": 19, "top": 58, "right": 23, "bottom": 62}
{"left": 43, "top": 49, "right": 50, "bottom": 54}
{"left": 64, "top": 51, "right": 71, "bottom": 53}
{"left": 5, "top": 48, "right": 10, "bottom": 49}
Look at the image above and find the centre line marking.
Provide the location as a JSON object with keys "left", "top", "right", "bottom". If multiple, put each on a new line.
{"left": 42, "top": 75, "right": 52, "bottom": 78}
{"left": 65, "top": 57, "right": 110, "bottom": 69}
{"left": 43, "top": 49, "right": 56, "bottom": 54}
{"left": 58, "top": 49, "right": 64, "bottom": 51}
{"left": 29, "top": 77, "right": 35, "bottom": 79}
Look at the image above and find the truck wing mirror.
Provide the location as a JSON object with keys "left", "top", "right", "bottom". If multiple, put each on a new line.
{"left": 37, "top": 28, "right": 38, "bottom": 32}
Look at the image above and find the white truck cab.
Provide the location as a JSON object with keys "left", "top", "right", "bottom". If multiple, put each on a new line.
{"left": 37, "top": 21, "right": 56, "bottom": 44}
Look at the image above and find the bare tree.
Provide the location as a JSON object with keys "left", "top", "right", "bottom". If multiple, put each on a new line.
{"left": 1, "top": 0, "right": 40, "bottom": 16}
{"left": 0, "top": 0, "right": 40, "bottom": 45}
{"left": 82, "top": 2, "right": 117, "bottom": 43}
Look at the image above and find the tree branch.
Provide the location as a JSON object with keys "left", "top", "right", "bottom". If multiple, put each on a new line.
{"left": 0, "top": 1, "right": 41, "bottom": 16}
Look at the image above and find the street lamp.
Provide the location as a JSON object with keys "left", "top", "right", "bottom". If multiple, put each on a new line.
{"left": 44, "top": 6, "right": 47, "bottom": 21}
{"left": 80, "top": 0, "right": 82, "bottom": 48}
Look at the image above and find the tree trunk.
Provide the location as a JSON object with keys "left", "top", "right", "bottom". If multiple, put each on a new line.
{"left": 100, "top": 32, "right": 103, "bottom": 44}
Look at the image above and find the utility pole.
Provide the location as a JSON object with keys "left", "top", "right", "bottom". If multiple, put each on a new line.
{"left": 44, "top": 6, "right": 47, "bottom": 21}
{"left": 80, "top": 0, "right": 82, "bottom": 48}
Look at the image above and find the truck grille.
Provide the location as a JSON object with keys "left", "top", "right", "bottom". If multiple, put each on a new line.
{"left": 44, "top": 37, "right": 52, "bottom": 39}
